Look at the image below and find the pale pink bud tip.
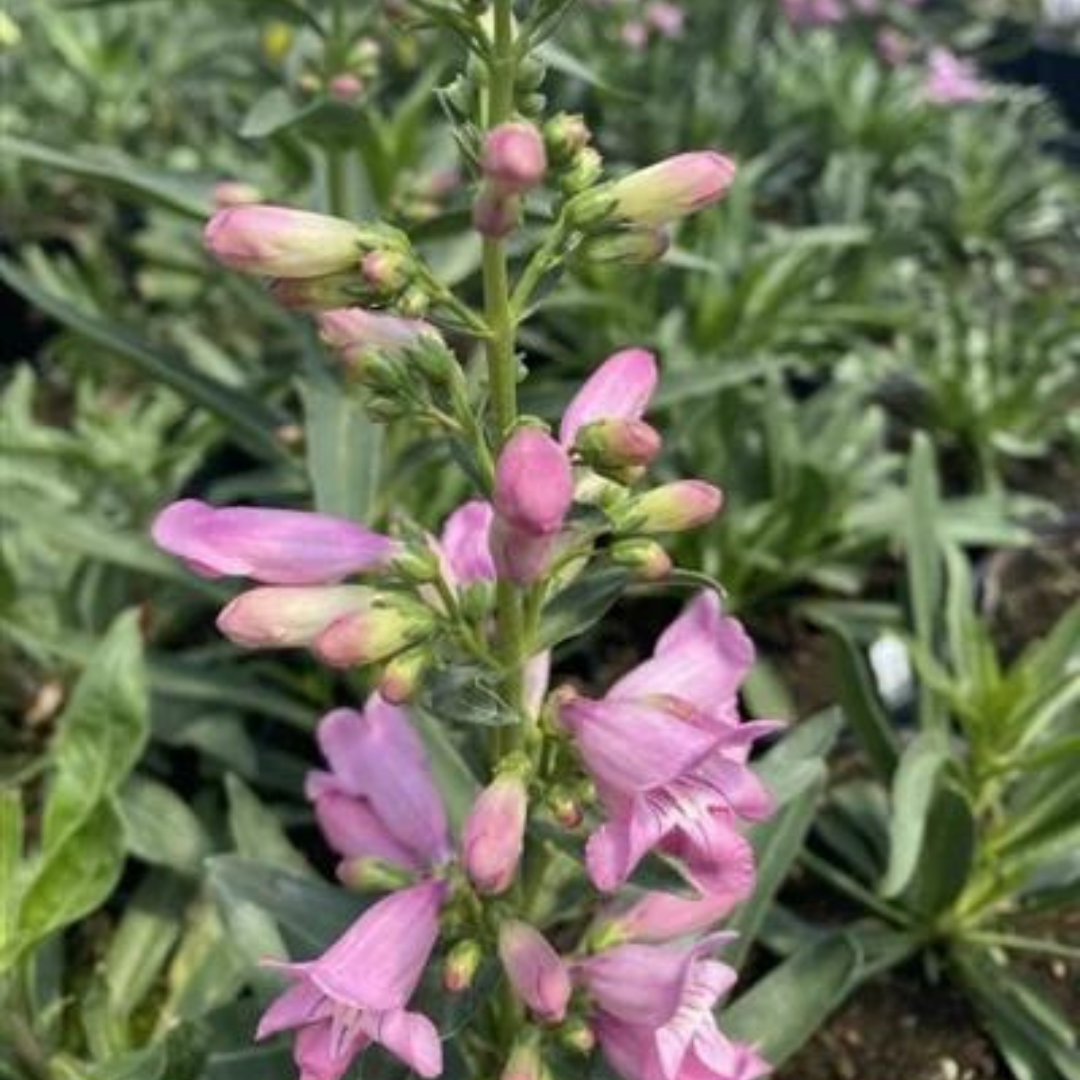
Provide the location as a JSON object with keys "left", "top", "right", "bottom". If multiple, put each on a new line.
{"left": 482, "top": 122, "right": 548, "bottom": 195}
{"left": 463, "top": 772, "right": 528, "bottom": 895}
{"left": 498, "top": 921, "right": 572, "bottom": 1024}
{"left": 329, "top": 73, "right": 364, "bottom": 101}
{"left": 213, "top": 181, "right": 262, "bottom": 208}
{"left": 621, "top": 480, "right": 723, "bottom": 534}
{"left": 612, "top": 151, "right": 737, "bottom": 227}
{"left": 493, "top": 430, "right": 573, "bottom": 536}
{"left": 204, "top": 205, "right": 363, "bottom": 278}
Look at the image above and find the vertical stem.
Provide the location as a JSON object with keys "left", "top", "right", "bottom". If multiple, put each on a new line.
{"left": 483, "top": 0, "right": 527, "bottom": 749}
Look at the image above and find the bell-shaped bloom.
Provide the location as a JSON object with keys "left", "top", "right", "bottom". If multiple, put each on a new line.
{"left": 599, "top": 885, "right": 754, "bottom": 946}
{"left": 611, "top": 153, "right": 736, "bottom": 227}
{"left": 924, "top": 48, "right": 986, "bottom": 104}
{"left": 314, "top": 598, "right": 435, "bottom": 668}
{"left": 152, "top": 499, "right": 396, "bottom": 584}
{"left": 558, "top": 593, "right": 779, "bottom": 894}
{"left": 462, "top": 771, "right": 528, "bottom": 895}
{"left": 305, "top": 696, "right": 451, "bottom": 872}
{"left": 437, "top": 500, "right": 496, "bottom": 588}
{"left": 482, "top": 122, "right": 548, "bottom": 195}
{"left": 256, "top": 880, "right": 447, "bottom": 1079}
{"left": 216, "top": 585, "right": 370, "bottom": 649}
{"left": 583, "top": 937, "right": 768, "bottom": 1080}
{"left": 615, "top": 481, "right": 723, "bottom": 535}
{"left": 318, "top": 307, "right": 437, "bottom": 365}
{"left": 498, "top": 921, "right": 572, "bottom": 1024}
{"left": 205, "top": 205, "right": 365, "bottom": 278}
{"left": 560, "top": 349, "right": 659, "bottom": 450}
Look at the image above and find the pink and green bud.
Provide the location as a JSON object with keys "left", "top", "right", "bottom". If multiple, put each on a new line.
{"left": 579, "top": 226, "right": 670, "bottom": 266}
{"left": 543, "top": 112, "right": 591, "bottom": 163}
{"left": 559, "top": 1018, "right": 596, "bottom": 1055}
{"left": 501, "top": 1036, "right": 549, "bottom": 1080}
{"left": 493, "top": 429, "right": 574, "bottom": 536}
{"left": 337, "top": 855, "right": 417, "bottom": 892}
{"left": 614, "top": 480, "right": 723, "bottom": 534}
{"left": 498, "top": 921, "right": 572, "bottom": 1024}
{"left": 481, "top": 122, "right": 548, "bottom": 194}
{"left": 216, "top": 585, "right": 369, "bottom": 649}
{"left": 463, "top": 770, "right": 528, "bottom": 895}
{"left": 378, "top": 646, "right": 430, "bottom": 704}
{"left": 609, "top": 538, "right": 673, "bottom": 581}
{"left": 318, "top": 307, "right": 438, "bottom": 368}
{"left": 474, "top": 185, "right": 522, "bottom": 239}
{"left": 361, "top": 249, "right": 412, "bottom": 294}
{"left": 610, "top": 151, "right": 736, "bottom": 226}
{"left": 546, "top": 785, "right": 584, "bottom": 829}
{"left": 314, "top": 598, "right": 436, "bottom": 669}
{"left": 573, "top": 418, "right": 662, "bottom": 470}
{"left": 204, "top": 205, "right": 366, "bottom": 278}
{"left": 329, "top": 72, "right": 364, "bottom": 101}
{"left": 269, "top": 272, "right": 371, "bottom": 311}
{"left": 560, "top": 349, "right": 659, "bottom": 449}
{"left": 444, "top": 939, "right": 484, "bottom": 993}
{"left": 212, "top": 180, "right": 262, "bottom": 209}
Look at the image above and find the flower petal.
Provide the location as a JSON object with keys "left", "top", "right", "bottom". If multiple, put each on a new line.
{"left": 362, "top": 1008, "right": 443, "bottom": 1079}
{"left": 559, "top": 349, "right": 658, "bottom": 447}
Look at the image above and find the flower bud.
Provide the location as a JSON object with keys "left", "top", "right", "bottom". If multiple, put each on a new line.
{"left": 573, "top": 418, "right": 662, "bottom": 470}
{"left": 559, "top": 1018, "right": 596, "bottom": 1055}
{"left": 481, "top": 122, "right": 547, "bottom": 195}
{"left": 397, "top": 285, "right": 432, "bottom": 318}
{"left": 544, "top": 113, "right": 591, "bottom": 163}
{"left": 213, "top": 181, "right": 263, "bottom": 209}
{"left": 501, "top": 1036, "right": 548, "bottom": 1080}
{"left": 578, "top": 226, "right": 670, "bottom": 266}
{"left": 474, "top": 185, "right": 521, "bottom": 239}
{"left": 444, "top": 939, "right": 484, "bottom": 993}
{"left": 314, "top": 597, "right": 436, "bottom": 668}
{"left": 378, "top": 646, "right": 430, "bottom": 704}
{"left": 463, "top": 770, "right": 528, "bottom": 895}
{"left": 565, "top": 179, "right": 617, "bottom": 226}
{"left": 613, "top": 480, "right": 723, "bottom": 534}
{"left": 204, "top": 205, "right": 366, "bottom": 278}
{"left": 515, "top": 56, "right": 547, "bottom": 92}
{"left": 546, "top": 786, "right": 583, "bottom": 829}
{"left": 610, "top": 151, "right": 736, "bottom": 227}
{"left": 318, "top": 307, "right": 438, "bottom": 367}
{"left": 493, "top": 429, "right": 573, "bottom": 536}
{"left": 608, "top": 538, "right": 672, "bottom": 581}
{"left": 337, "top": 855, "right": 416, "bottom": 892}
{"left": 391, "top": 545, "right": 442, "bottom": 585}
{"left": 361, "top": 249, "right": 412, "bottom": 295}
{"left": 216, "top": 586, "right": 369, "bottom": 649}
{"left": 329, "top": 73, "right": 364, "bottom": 101}
{"left": 270, "top": 272, "right": 370, "bottom": 311}
{"left": 498, "top": 921, "right": 571, "bottom": 1024}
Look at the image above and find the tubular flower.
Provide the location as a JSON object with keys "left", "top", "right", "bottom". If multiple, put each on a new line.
{"left": 436, "top": 499, "right": 496, "bottom": 588}
{"left": 463, "top": 771, "right": 529, "bottom": 895}
{"left": 305, "top": 695, "right": 451, "bottom": 874}
{"left": 559, "top": 592, "right": 779, "bottom": 894}
{"left": 216, "top": 586, "right": 372, "bottom": 649}
{"left": 610, "top": 153, "right": 736, "bottom": 227}
{"left": 152, "top": 499, "right": 397, "bottom": 584}
{"left": 498, "top": 921, "right": 572, "bottom": 1024}
{"left": 579, "top": 937, "right": 768, "bottom": 1080}
{"left": 204, "top": 205, "right": 367, "bottom": 278}
{"left": 256, "top": 880, "right": 447, "bottom": 1079}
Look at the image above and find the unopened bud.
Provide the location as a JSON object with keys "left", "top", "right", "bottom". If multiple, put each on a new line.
{"left": 474, "top": 185, "right": 522, "bottom": 239}
{"left": 501, "top": 1035, "right": 547, "bottom": 1080}
{"left": 270, "top": 272, "right": 370, "bottom": 311}
{"left": 613, "top": 480, "right": 723, "bottom": 535}
{"left": 559, "top": 1018, "right": 596, "bottom": 1055}
{"left": 313, "top": 596, "right": 436, "bottom": 668}
{"left": 361, "top": 249, "right": 412, "bottom": 294}
{"left": 546, "top": 786, "right": 583, "bottom": 829}
{"left": 337, "top": 855, "right": 416, "bottom": 892}
{"left": 391, "top": 546, "right": 441, "bottom": 584}
{"left": 565, "top": 179, "right": 616, "bottom": 227}
{"left": 329, "top": 73, "right": 364, "bottom": 101}
{"left": 463, "top": 769, "right": 528, "bottom": 895}
{"left": 611, "top": 151, "right": 736, "bottom": 227}
{"left": 574, "top": 418, "right": 662, "bottom": 470}
{"left": 444, "top": 939, "right": 484, "bottom": 993}
{"left": 213, "top": 181, "right": 263, "bottom": 209}
{"left": 579, "top": 226, "right": 670, "bottom": 266}
{"left": 561, "top": 147, "right": 605, "bottom": 196}
{"left": 608, "top": 538, "right": 672, "bottom": 581}
{"left": 397, "top": 285, "right": 431, "bottom": 318}
{"left": 516, "top": 56, "right": 547, "bottom": 92}
{"left": 544, "top": 113, "right": 591, "bottom": 163}
{"left": 481, "top": 122, "right": 548, "bottom": 195}
{"left": 379, "top": 645, "right": 430, "bottom": 704}
{"left": 498, "top": 922, "right": 571, "bottom": 1023}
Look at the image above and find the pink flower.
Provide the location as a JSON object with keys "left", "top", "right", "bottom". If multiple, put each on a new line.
{"left": 781, "top": 0, "right": 845, "bottom": 26}
{"left": 490, "top": 429, "right": 574, "bottom": 584}
{"left": 560, "top": 348, "right": 659, "bottom": 449}
{"left": 559, "top": 593, "right": 778, "bottom": 894}
{"left": 599, "top": 886, "right": 753, "bottom": 946}
{"left": 152, "top": 499, "right": 397, "bottom": 584}
{"left": 462, "top": 771, "right": 528, "bottom": 895}
{"left": 876, "top": 28, "right": 913, "bottom": 67}
{"left": 645, "top": 2, "right": 686, "bottom": 38}
{"left": 216, "top": 585, "right": 371, "bottom": 649}
{"left": 318, "top": 307, "right": 437, "bottom": 366}
{"left": 481, "top": 122, "right": 548, "bottom": 195}
{"left": 256, "top": 880, "right": 447, "bottom": 1079}
{"left": 204, "top": 205, "right": 364, "bottom": 278}
{"left": 621, "top": 20, "right": 649, "bottom": 49}
{"left": 329, "top": 73, "right": 364, "bottom": 101}
{"left": 612, "top": 153, "right": 737, "bottom": 227}
{"left": 498, "top": 921, "right": 572, "bottom": 1023}
{"left": 436, "top": 500, "right": 496, "bottom": 588}
{"left": 580, "top": 937, "right": 768, "bottom": 1080}
{"left": 924, "top": 48, "right": 987, "bottom": 104}
{"left": 305, "top": 695, "right": 451, "bottom": 872}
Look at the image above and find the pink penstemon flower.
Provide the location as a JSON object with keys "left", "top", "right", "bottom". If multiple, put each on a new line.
{"left": 924, "top": 47, "right": 987, "bottom": 105}
{"left": 558, "top": 592, "right": 779, "bottom": 894}
{"left": 498, "top": 921, "right": 572, "bottom": 1023}
{"left": 256, "top": 880, "right": 447, "bottom": 1079}
{"left": 462, "top": 769, "right": 529, "bottom": 895}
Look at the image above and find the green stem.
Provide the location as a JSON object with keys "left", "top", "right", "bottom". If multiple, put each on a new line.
{"left": 483, "top": 0, "right": 527, "bottom": 758}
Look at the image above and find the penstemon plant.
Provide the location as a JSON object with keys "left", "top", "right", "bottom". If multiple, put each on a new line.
{"left": 151, "top": 3, "right": 779, "bottom": 1078}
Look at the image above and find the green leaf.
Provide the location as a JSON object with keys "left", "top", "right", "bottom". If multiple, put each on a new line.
{"left": 225, "top": 775, "right": 312, "bottom": 876}
{"left": 907, "top": 786, "right": 976, "bottom": 916}
{"left": 0, "top": 791, "right": 23, "bottom": 956}
{"left": 722, "top": 934, "right": 861, "bottom": 1066}
{"left": 207, "top": 855, "right": 361, "bottom": 956}
{"left": 538, "top": 569, "right": 630, "bottom": 651}
{"left": 299, "top": 361, "right": 382, "bottom": 522}
{"left": 0, "top": 257, "right": 290, "bottom": 464}
{"left": 15, "top": 803, "right": 126, "bottom": 960}
{"left": 119, "top": 775, "right": 210, "bottom": 875}
{"left": 43, "top": 611, "right": 149, "bottom": 852}
{"left": 410, "top": 708, "right": 480, "bottom": 836}
{"left": 419, "top": 666, "right": 518, "bottom": 727}
{"left": 879, "top": 730, "right": 950, "bottom": 898}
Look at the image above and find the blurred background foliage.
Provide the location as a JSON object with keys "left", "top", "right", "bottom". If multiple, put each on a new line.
{"left": 1, "top": 0, "right": 1077, "bottom": 1077}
